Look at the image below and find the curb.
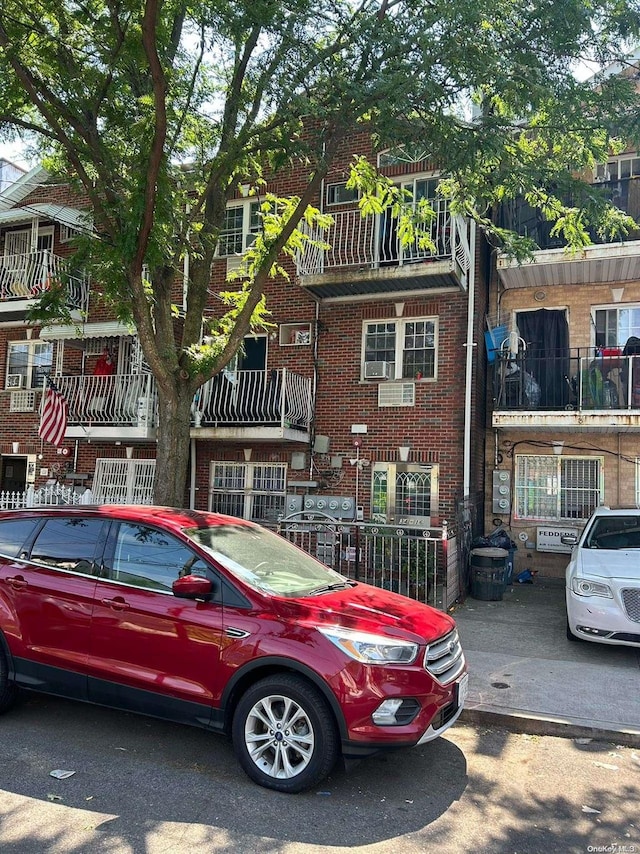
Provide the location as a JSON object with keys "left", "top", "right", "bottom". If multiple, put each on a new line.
{"left": 459, "top": 707, "right": 640, "bottom": 748}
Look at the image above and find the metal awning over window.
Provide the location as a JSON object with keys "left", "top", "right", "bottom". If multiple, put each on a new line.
{"left": 40, "top": 320, "right": 135, "bottom": 344}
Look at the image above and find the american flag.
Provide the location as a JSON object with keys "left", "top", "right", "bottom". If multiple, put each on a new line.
{"left": 39, "top": 380, "right": 68, "bottom": 447}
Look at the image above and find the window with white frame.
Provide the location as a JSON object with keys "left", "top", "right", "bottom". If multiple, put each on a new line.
{"left": 325, "top": 182, "right": 359, "bottom": 206}
{"left": 594, "top": 305, "right": 640, "bottom": 349}
{"left": 595, "top": 152, "right": 640, "bottom": 182}
{"left": 363, "top": 317, "right": 437, "bottom": 380}
{"left": 6, "top": 341, "right": 53, "bottom": 390}
{"left": 217, "top": 200, "right": 261, "bottom": 256}
{"left": 209, "top": 461, "right": 287, "bottom": 523}
{"left": 515, "top": 455, "right": 602, "bottom": 521}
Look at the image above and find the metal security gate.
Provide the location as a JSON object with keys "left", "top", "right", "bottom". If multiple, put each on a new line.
{"left": 277, "top": 512, "right": 449, "bottom": 608}
{"left": 93, "top": 458, "right": 156, "bottom": 504}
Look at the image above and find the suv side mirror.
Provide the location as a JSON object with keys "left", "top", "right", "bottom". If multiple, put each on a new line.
{"left": 173, "top": 574, "right": 214, "bottom": 600}
{"left": 561, "top": 534, "right": 578, "bottom": 546}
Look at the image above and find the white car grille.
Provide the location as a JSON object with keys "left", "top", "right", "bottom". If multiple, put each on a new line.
{"left": 424, "top": 629, "right": 465, "bottom": 684}
{"left": 621, "top": 588, "right": 640, "bottom": 623}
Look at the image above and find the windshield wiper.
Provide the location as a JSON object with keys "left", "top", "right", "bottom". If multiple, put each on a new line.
{"left": 308, "top": 582, "right": 355, "bottom": 596}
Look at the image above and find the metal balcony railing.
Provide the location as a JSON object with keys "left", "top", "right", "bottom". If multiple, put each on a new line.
{"left": 0, "top": 250, "right": 88, "bottom": 311}
{"left": 497, "top": 178, "right": 640, "bottom": 251}
{"left": 55, "top": 373, "right": 157, "bottom": 427}
{"left": 494, "top": 349, "right": 640, "bottom": 411}
{"left": 193, "top": 368, "right": 313, "bottom": 429}
{"left": 295, "top": 201, "right": 470, "bottom": 278}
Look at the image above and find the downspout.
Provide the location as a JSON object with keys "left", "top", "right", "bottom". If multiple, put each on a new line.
{"left": 189, "top": 437, "right": 197, "bottom": 509}
{"left": 463, "top": 219, "right": 477, "bottom": 499}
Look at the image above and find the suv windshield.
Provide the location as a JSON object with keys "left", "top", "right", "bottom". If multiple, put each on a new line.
{"left": 186, "top": 523, "right": 352, "bottom": 596}
{"left": 585, "top": 516, "right": 640, "bottom": 550}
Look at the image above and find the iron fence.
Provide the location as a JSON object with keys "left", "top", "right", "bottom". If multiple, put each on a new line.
{"left": 277, "top": 512, "right": 449, "bottom": 608}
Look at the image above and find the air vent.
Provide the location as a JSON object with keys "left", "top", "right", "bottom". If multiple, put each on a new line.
{"left": 378, "top": 382, "right": 415, "bottom": 408}
{"left": 10, "top": 390, "right": 36, "bottom": 412}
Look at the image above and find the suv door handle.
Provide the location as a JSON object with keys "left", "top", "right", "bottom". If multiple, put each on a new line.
{"left": 100, "top": 597, "right": 130, "bottom": 611}
{"left": 6, "top": 575, "right": 27, "bottom": 590}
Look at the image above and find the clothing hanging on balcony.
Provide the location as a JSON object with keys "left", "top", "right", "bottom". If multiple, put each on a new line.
{"left": 94, "top": 350, "right": 115, "bottom": 376}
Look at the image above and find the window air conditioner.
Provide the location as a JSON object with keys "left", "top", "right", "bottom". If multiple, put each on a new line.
{"left": 6, "top": 374, "right": 24, "bottom": 389}
{"left": 364, "top": 361, "right": 392, "bottom": 380}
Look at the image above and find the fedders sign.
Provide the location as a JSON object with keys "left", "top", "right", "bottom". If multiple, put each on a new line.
{"left": 536, "top": 526, "right": 581, "bottom": 554}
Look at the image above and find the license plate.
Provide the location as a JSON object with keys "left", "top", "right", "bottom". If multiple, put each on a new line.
{"left": 457, "top": 673, "right": 469, "bottom": 708}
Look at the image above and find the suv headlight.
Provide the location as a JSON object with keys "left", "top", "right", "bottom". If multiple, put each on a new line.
{"left": 571, "top": 577, "right": 613, "bottom": 598}
{"left": 318, "top": 626, "right": 419, "bottom": 664}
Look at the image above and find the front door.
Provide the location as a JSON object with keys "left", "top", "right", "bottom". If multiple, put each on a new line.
{"left": 88, "top": 521, "right": 225, "bottom": 726}
{"left": 371, "top": 462, "right": 439, "bottom": 526}
{"left": 0, "top": 456, "right": 27, "bottom": 493}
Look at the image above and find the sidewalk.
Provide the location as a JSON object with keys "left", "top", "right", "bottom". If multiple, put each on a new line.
{"left": 452, "top": 576, "right": 640, "bottom": 746}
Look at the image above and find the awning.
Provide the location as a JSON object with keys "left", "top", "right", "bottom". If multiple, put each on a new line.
{"left": 40, "top": 320, "right": 135, "bottom": 341}
{"left": 0, "top": 203, "right": 91, "bottom": 231}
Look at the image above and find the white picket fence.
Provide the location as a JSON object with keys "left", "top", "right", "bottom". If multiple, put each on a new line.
{"left": 0, "top": 485, "right": 95, "bottom": 509}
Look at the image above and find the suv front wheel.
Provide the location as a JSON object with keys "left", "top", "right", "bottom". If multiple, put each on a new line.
{"left": 232, "top": 674, "right": 339, "bottom": 793}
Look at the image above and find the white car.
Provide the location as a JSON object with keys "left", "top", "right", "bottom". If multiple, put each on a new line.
{"left": 564, "top": 507, "right": 640, "bottom": 647}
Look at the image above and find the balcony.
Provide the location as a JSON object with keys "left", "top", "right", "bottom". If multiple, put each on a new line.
{"left": 493, "top": 349, "right": 640, "bottom": 432}
{"left": 496, "top": 178, "right": 640, "bottom": 289}
{"left": 295, "top": 202, "right": 471, "bottom": 298}
{"left": 192, "top": 368, "right": 313, "bottom": 442}
{"left": 56, "top": 373, "right": 157, "bottom": 441}
{"left": 0, "top": 250, "right": 88, "bottom": 316}
{"left": 55, "top": 368, "right": 312, "bottom": 443}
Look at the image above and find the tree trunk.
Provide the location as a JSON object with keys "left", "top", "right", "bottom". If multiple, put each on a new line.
{"left": 153, "top": 380, "right": 194, "bottom": 507}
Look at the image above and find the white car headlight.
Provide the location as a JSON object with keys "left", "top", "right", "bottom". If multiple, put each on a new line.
{"left": 318, "top": 626, "right": 419, "bottom": 664}
{"left": 571, "top": 577, "right": 613, "bottom": 598}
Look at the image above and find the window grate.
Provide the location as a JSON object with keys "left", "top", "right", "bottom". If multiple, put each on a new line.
{"left": 515, "top": 455, "right": 601, "bottom": 521}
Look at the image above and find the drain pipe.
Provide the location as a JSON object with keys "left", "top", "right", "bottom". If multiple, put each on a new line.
{"left": 189, "top": 437, "right": 197, "bottom": 509}
{"left": 463, "top": 219, "right": 477, "bottom": 499}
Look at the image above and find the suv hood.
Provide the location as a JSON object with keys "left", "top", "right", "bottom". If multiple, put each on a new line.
{"left": 277, "top": 582, "right": 455, "bottom": 644}
{"left": 577, "top": 549, "right": 640, "bottom": 581}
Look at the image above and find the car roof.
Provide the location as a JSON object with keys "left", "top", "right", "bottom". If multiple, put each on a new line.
{"left": 0, "top": 505, "right": 256, "bottom": 533}
{"left": 589, "top": 506, "right": 640, "bottom": 516}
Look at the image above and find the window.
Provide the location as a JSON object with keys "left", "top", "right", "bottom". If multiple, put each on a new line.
{"left": 371, "top": 463, "right": 438, "bottom": 525}
{"left": 218, "top": 201, "right": 261, "bottom": 256}
{"left": 377, "top": 146, "right": 431, "bottom": 167}
{"left": 6, "top": 341, "right": 53, "bottom": 390}
{"left": 29, "top": 517, "right": 106, "bottom": 574}
{"left": 111, "top": 523, "right": 209, "bottom": 591}
{"left": 92, "top": 459, "right": 156, "bottom": 504}
{"left": 363, "top": 318, "right": 437, "bottom": 380}
{"left": 209, "top": 462, "right": 287, "bottom": 523}
{"left": 325, "top": 182, "right": 359, "bottom": 206}
{"left": 515, "top": 455, "right": 602, "bottom": 521}
{"left": 595, "top": 153, "right": 640, "bottom": 182}
{"left": 0, "top": 519, "right": 40, "bottom": 557}
{"left": 594, "top": 305, "right": 640, "bottom": 349}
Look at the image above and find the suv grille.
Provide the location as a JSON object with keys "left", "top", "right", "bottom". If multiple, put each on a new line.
{"left": 621, "top": 588, "right": 640, "bottom": 623}
{"left": 424, "top": 629, "right": 465, "bottom": 684}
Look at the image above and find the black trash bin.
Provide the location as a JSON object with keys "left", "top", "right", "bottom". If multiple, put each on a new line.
{"left": 470, "top": 547, "right": 508, "bottom": 601}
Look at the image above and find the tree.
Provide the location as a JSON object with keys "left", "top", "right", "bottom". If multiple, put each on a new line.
{"left": 0, "top": 0, "right": 638, "bottom": 506}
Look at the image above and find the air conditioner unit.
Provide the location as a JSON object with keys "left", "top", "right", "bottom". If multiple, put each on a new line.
{"left": 6, "top": 374, "right": 24, "bottom": 389}
{"left": 594, "top": 171, "right": 610, "bottom": 183}
{"left": 364, "top": 361, "right": 392, "bottom": 380}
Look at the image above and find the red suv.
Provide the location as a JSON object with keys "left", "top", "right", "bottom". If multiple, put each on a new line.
{"left": 0, "top": 505, "right": 467, "bottom": 792}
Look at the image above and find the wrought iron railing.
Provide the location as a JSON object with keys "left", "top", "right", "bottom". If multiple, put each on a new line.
{"left": 295, "top": 202, "right": 471, "bottom": 282}
{"left": 0, "top": 250, "right": 88, "bottom": 310}
{"left": 194, "top": 368, "right": 313, "bottom": 429}
{"left": 494, "top": 349, "right": 640, "bottom": 411}
{"left": 277, "top": 512, "right": 447, "bottom": 607}
{"left": 54, "top": 373, "right": 157, "bottom": 427}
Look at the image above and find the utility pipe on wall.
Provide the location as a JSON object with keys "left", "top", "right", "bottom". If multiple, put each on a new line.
{"left": 463, "top": 220, "right": 477, "bottom": 499}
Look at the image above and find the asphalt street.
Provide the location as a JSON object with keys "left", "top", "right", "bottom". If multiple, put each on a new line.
{"left": 0, "top": 692, "right": 638, "bottom": 853}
